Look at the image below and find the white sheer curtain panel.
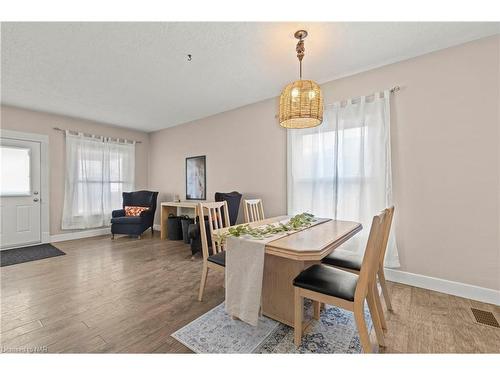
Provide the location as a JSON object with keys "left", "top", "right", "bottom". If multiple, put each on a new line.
{"left": 287, "top": 90, "right": 399, "bottom": 267}
{"left": 62, "top": 131, "right": 135, "bottom": 230}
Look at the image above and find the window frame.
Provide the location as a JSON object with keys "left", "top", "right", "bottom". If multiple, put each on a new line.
{"left": 0, "top": 145, "right": 32, "bottom": 197}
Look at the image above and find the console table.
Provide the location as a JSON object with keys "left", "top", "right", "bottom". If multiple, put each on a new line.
{"left": 160, "top": 201, "right": 212, "bottom": 240}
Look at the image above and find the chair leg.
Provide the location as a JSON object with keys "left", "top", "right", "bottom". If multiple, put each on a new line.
{"left": 294, "top": 288, "right": 304, "bottom": 346}
{"left": 313, "top": 300, "right": 321, "bottom": 320}
{"left": 151, "top": 227, "right": 154, "bottom": 236}
{"left": 373, "top": 283, "right": 387, "bottom": 330}
{"left": 198, "top": 264, "right": 209, "bottom": 302}
{"left": 111, "top": 233, "right": 114, "bottom": 239}
{"left": 367, "top": 289, "right": 386, "bottom": 347}
{"left": 354, "top": 302, "right": 372, "bottom": 353}
{"left": 378, "top": 268, "right": 393, "bottom": 311}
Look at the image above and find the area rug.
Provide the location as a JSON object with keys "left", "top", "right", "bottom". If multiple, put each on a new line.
{"left": 171, "top": 301, "right": 373, "bottom": 354}
{"left": 0, "top": 243, "right": 65, "bottom": 267}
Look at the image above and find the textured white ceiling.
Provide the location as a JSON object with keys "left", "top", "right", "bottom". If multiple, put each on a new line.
{"left": 2, "top": 22, "right": 499, "bottom": 132}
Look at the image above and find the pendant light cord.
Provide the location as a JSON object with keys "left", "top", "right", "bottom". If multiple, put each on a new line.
{"left": 296, "top": 38, "right": 305, "bottom": 80}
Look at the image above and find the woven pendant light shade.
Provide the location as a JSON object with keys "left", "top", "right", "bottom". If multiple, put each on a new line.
{"left": 279, "top": 79, "right": 323, "bottom": 129}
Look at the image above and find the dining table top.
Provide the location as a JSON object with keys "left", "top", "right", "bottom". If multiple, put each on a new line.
{"left": 214, "top": 215, "right": 362, "bottom": 261}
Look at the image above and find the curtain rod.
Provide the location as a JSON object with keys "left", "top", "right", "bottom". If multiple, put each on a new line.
{"left": 340, "top": 85, "right": 401, "bottom": 101}
{"left": 53, "top": 127, "right": 142, "bottom": 144}
{"left": 324, "top": 85, "right": 401, "bottom": 108}
{"left": 275, "top": 85, "right": 401, "bottom": 118}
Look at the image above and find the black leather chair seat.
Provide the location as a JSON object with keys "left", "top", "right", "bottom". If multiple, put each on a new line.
{"left": 321, "top": 249, "right": 362, "bottom": 271}
{"left": 207, "top": 251, "right": 226, "bottom": 267}
{"left": 111, "top": 215, "right": 144, "bottom": 224}
{"left": 293, "top": 264, "right": 358, "bottom": 301}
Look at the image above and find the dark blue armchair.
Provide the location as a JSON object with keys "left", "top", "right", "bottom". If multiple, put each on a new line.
{"left": 111, "top": 190, "right": 159, "bottom": 238}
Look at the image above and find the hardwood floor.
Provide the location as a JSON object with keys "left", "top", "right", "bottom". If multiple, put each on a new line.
{"left": 1, "top": 232, "right": 499, "bottom": 353}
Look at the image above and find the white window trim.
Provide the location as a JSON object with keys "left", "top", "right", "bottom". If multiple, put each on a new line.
{"left": 0, "top": 129, "right": 50, "bottom": 244}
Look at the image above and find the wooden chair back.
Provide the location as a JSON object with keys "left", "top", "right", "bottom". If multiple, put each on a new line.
{"left": 243, "top": 199, "right": 265, "bottom": 223}
{"left": 354, "top": 208, "right": 390, "bottom": 302}
{"left": 198, "top": 201, "right": 230, "bottom": 261}
{"left": 378, "top": 206, "right": 395, "bottom": 266}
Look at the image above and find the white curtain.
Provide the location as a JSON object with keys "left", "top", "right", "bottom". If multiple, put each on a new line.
{"left": 62, "top": 131, "right": 135, "bottom": 230}
{"left": 287, "top": 90, "right": 399, "bottom": 267}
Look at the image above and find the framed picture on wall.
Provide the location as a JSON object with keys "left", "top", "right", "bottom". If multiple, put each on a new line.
{"left": 185, "top": 155, "right": 206, "bottom": 200}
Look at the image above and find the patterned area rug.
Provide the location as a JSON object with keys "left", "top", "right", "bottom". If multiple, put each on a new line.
{"left": 172, "top": 304, "right": 280, "bottom": 353}
{"left": 172, "top": 301, "right": 373, "bottom": 354}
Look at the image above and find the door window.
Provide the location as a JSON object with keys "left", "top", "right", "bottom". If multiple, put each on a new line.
{"left": 0, "top": 146, "right": 31, "bottom": 196}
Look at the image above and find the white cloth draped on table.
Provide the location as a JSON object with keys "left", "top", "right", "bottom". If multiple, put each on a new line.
{"left": 225, "top": 235, "right": 272, "bottom": 326}
{"left": 62, "top": 131, "right": 135, "bottom": 229}
{"left": 287, "top": 90, "right": 399, "bottom": 267}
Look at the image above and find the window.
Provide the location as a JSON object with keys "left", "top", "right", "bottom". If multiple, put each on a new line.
{"left": 0, "top": 146, "right": 31, "bottom": 196}
{"left": 287, "top": 92, "right": 399, "bottom": 267}
{"left": 74, "top": 153, "right": 127, "bottom": 216}
{"left": 62, "top": 133, "right": 135, "bottom": 229}
{"left": 289, "top": 125, "right": 367, "bottom": 219}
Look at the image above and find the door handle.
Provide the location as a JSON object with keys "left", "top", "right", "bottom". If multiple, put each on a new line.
{"left": 33, "top": 198, "right": 39, "bottom": 202}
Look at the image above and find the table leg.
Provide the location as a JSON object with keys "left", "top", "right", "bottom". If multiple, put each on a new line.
{"left": 160, "top": 205, "right": 177, "bottom": 240}
{"left": 261, "top": 254, "right": 318, "bottom": 327}
{"left": 160, "top": 206, "right": 167, "bottom": 240}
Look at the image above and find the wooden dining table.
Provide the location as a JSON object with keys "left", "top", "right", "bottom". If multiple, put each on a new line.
{"left": 214, "top": 216, "right": 362, "bottom": 327}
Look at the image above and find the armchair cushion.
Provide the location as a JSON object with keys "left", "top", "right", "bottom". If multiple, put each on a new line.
{"left": 111, "top": 216, "right": 144, "bottom": 225}
{"left": 125, "top": 206, "right": 150, "bottom": 216}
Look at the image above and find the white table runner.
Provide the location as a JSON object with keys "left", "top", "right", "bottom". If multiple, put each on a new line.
{"left": 225, "top": 217, "right": 330, "bottom": 326}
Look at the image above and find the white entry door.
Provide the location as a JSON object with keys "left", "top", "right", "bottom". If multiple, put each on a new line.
{"left": 0, "top": 137, "right": 42, "bottom": 249}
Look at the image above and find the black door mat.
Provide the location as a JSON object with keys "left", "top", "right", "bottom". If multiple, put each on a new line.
{"left": 1, "top": 243, "right": 66, "bottom": 267}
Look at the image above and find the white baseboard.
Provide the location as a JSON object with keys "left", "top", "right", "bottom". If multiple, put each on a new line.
{"left": 384, "top": 268, "right": 500, "bottom": 306}
{"left": 50, "top": 227, "right": 111, "bottom": 243}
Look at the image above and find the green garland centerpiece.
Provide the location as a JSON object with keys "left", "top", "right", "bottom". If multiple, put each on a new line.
{"left": 215, "top": 212, "right": 316, "bottom": 244}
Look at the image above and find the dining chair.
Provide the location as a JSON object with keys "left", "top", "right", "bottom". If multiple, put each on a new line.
{"left": 243, "top": 198, "right": 265, "bottom": 223}
{"left": 292, "top": 209, "right": 391, "bottom": 352}
{"left": 321, "top": 206, "right": 395, "bottom": 327}
{"left": 197, "top": 201, "right": 231, "bottom": 302}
